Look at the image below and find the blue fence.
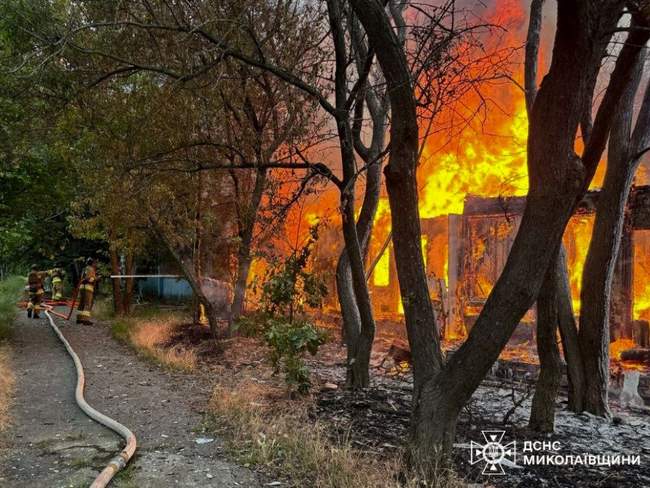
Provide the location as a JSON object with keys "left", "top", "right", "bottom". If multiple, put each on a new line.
{"left": 138, "top": 277, "right": 193, "bottom": 301}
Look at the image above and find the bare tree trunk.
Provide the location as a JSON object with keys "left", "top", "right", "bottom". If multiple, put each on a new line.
{"left": 525, "top": 0, "right": 573, "bottom": 428}
{"left": 554, "top": 246, "right": 585, "bottom": 412}
{"left": 337, "top": 152, "right": 382, "bottom": 385}
{"left": 326, "top": 0, "right": 378, "bottom": 388}
{"left": 231, "top": 167, "right": 268, "bottom": 327}
{"left": 109, "top": 246, "right": 125, "bottom": 316}
{"left": 123, "top": 253, "right": 134, "bottom": 314}
{"left": 336, "top": 9, "right": 389, "bottom": 373}
{"left": 579, "top": 56, "right": 650, "bottom": 416}
{"left": 530, "top": 248, "right": 564, "bottom": 432}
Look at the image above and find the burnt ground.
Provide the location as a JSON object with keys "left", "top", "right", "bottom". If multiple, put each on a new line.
{"left": 0, "top": 310, "right": 264, "bottom": 488}
{"left": 308, "top": 351, "right": 650, "bottom": 488}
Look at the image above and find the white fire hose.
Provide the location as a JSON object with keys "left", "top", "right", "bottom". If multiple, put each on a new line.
{"left": 44, "top": 310, "right": 137, "bottom": 487}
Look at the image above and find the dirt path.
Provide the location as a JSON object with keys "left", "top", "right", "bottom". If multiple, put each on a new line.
{"left": 0, "top": 311, "right": 263, "bottom": 488}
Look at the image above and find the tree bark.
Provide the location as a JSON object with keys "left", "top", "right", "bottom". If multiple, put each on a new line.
{"left": 579, "top": 53, "right": 650, "bottom": 416}
{"left": 524, "top": 1, "right": 583, "bottom": 424}
{"left": 231, "top": 167, "right": 268, "bottom": 327}
{"left": 123, "top": 253, "right": 134, "bottom": 314}
{"left": 327, "top": 0, "right": 378, "bottom": 388}
{"left": 152, "top": 222, "right": 222, "bottom": 337}
{"left": 554, "top": 246, "right": 585, "bottom": 413}
{"left": 337, "top": 141, "right": 383, "bottom": 385}
{"left": 109, "top": 246, "right": 125, "bottom": 316}
{"left": 529, "top": 248, "right": 564, "bottom": 432}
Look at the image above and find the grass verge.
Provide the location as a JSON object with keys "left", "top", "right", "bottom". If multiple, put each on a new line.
{"left": 110, "top": 309, "right": 197, "bottom": 372}
{"left": 208, "top": 381, "right": 420, "bottom": 488}
{"left": 0, "top": 276, "right": 24, "bottom": 340}
{"left": 0, "top": 345, "right": 14, "bottom": 431}
{"left": 0, "top": 276, "right": 22, "bottom": 431}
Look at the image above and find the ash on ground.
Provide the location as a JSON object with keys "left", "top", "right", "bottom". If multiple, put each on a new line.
{"left": 311, "top": 364, "right": 650, "bottom": 488}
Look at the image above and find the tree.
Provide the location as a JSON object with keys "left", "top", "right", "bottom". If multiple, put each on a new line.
{"left": 579, "top": 48, "right": 650, "bottom": 415}
{"left": 0, "top": 0, "right": 105, "bottom": 275}
{"left": 524, "top": 0, "right": 580, "bottom": 431}
{"left": 351, "top": 0, "right": 649, "bottom": 475}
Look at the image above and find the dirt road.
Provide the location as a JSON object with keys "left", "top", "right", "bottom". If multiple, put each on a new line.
{"left": 0, "top": 311, "right": 263, "bottom": 487}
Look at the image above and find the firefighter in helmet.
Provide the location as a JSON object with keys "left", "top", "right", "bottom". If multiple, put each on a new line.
{"left": 49, "top": 267, "right": 65, "bottom": 301}
{"left": 26, "top": 264, "right": 45, "bottom": 319}
{"left": 77, "top": 258, "right": 97, "bottom": 325}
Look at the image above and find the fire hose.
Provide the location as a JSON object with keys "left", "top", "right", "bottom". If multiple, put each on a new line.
{"left": 43, "top": 308, "right": 137, "bottom": 487}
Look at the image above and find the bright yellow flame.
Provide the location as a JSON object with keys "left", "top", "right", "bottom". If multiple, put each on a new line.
{"left": 634, "top": 230, "right": 650, "bottom": 320}
{"left": 421, "top": 235, "right": 428, "bottom": 269}
{"left": 374, "top": 248, "right": 390, "bottom": 287}
{"left": 563, "top": 216, "right": 594, "bottom": 314}
{"left": 419, "top": 101, "right": 529, "bottom": 219}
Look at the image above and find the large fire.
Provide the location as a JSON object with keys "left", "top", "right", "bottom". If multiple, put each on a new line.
{"left": 419, "top": 100, "right": 529, "bottom": 219}
{"left": 268, "top": 0, "right": 650, "bottom": 364}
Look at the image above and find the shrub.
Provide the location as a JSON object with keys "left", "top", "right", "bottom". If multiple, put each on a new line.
{"left": 232, "top": 311, "right": 269, "bottom": 337}
{"left": 264, "top": 319, "right": 327, "bottom": 394}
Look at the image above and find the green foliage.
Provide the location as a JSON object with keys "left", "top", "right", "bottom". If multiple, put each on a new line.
{"left": 261, "top": 226, "right": 328, "bottom": 321}
{"left": 251, "top": 226, "right": 329, "bottom": 394}
{"left": 0, "top": 276, "right": 25, "bottom": 340}
{"left": 264, "top": 319, "right": 327, "bottom": 394}
{"left": 0, "top": 1, "right": 106, "bottom": 272}
{"left": 232, "top": 311, "right": 270, "bottom": 337}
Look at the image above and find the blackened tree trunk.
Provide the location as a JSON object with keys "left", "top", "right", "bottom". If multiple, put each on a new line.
{"left": 524, "top": 0, "right": 583, "bottom": 422}
{"left": 554, "top": 247, "right": 585, "bottom": 412}
{"left": 352, "top": 0, "right": 633, "bottom": 471}
{"left": 231, "top": 167, "right": 268, "bottom": 325}
{"left": 529, "top": 248, "right": 564, "bottom": 432}
{"left": 579, "top": 55, "right": 650, "bottom": 415}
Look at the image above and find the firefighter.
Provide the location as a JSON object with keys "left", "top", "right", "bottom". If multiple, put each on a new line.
{"left": 77, "top": 258, "right": 97, "bottom": 325}
{"left": 49, "top": 267, "right": 65, "bottom": 301}
{"left": 26, "top": 264, "right": 45, "bottom": 319}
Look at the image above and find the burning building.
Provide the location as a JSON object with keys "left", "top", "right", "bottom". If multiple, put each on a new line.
{"left": 368, "top": 185, "right": 650, "bottom": 351}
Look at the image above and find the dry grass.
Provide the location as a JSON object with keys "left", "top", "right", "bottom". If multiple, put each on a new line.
{"left": 111, "top": 314, "right": 197, "bottom": 372}
{"left": 0, "top": 345, "right": 14, "bottom": 431}
{"left": 209, "top": 381, "right": 411, "bottom": 488}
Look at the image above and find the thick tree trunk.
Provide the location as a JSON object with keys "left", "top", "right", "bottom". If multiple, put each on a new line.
{"left": 231, "top": 167, "right": 267, "bottom": 326}
{"left": 529, "top": 248, "right": 564, "bottom": 432}
{"left": 109, "top": 247, "right": 125, "bottom": 316}
{"left": 579, "top": 57, "right": 649, "bottom": 416}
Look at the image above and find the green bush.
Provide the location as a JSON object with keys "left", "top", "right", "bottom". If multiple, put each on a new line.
{"left": 264, "top": 319, "right": 327, "bottom": 394}
{"left": 0, "top": 276, "right": 26, "bottom": 340}
{"left": 232, "top": 311, "right": 270, "bottom": 337}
